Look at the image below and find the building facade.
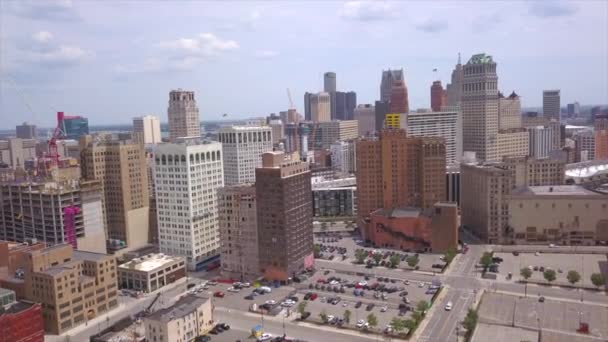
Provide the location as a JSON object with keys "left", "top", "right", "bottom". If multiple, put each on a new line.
{"left": 218, "top": 126, "right": 273, "bottom": 185}
{"left": 527, "top": 126, "right": 554, "bottom": 159}
{"left": 330, "top": 140, "right": 356, "bottom": 174}
{"left": 0, "top": 138, "right": 37, "bottom": 167}
{"left": 144, "top": 294, "right": 214, "bottom": 342}
{"left": 16, "top": 122, "right": 37, "bottom": 140}
{"left": 218, "top": 184, "right": 259, "bottom": 280}
{"left": 595, "top": 129, "right": 608, "bottom": 160}
{"left": 430, "top": 81, "right": 446, "bottom": 112}
{"left": 133, "top": 115, "right": 162, "bottom": 144}
{"left": 312, "top": 177, "right": 357, "bottom": 218}
{"left": 310, "top": 92, "right": 331, "bottom": 123}
{"left": 62, "top": 116, "right": 89, "bottom": 140}
{"left": 168, "top": 89, "right": 201, "bottom": 141}
{"left": 446, "top": 56, "right": 463, "bottom": 108}
{"left": 118, "top": 253, "right": 186, "bottom": 293}
{"left": 354, "top": 104, "right": 375, "bottom": 136}
{"left": 403, "top": 110, "right": 462, "bottom": 164}
{"left": 0, "top": 298, "right": 44, "bottom": 342}
{"left": 314, "top": 120, "right": 358, "bottom": 150}
{"left": 256, "top": 152, "right": 313, "bottom": 281}
{"left": 155, "top": 140, "right": 224, "bottom": 271}
{"left": 497, "top": 129, "right": 529, "bottom": 160}
{"left": 380, "top": 69, "right": 404, "bottom": 102}
{"left": 542, "top": 90, "right": 561, "bottom": 121}
{"left": 389, "top": 80, "right": 409, "bottom": 114}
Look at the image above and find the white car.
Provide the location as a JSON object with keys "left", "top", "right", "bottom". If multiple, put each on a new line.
{"left": 358, "top": 281, "right": 368, "bottom": 287}
{"left": 241, "top": 282, "right": 251, "bottom": 287}
{"left": 265, "top": 300, "right": 276, "bottom": 305}
{"left": 327, "top": 315, "right": 335, "bottom": 322}
{"left": 445, "top": 301, "right": 453, "bottom": 311}
{"left": 404, "top": 280, "right": 410, "bottom": 285}
{"left": 257, "top": 333, "right": 273, "bottom": 341}
{"left": 549, "top": 244, "right": 556, "bottom": 248}
{"left": 281, "top": 300, "right": 295, "bottom": 307}
{"left": 418, "top": 282, "right": 425, "bottom": 288}
{"left": 381, "top": 306, "right": 388, "bottom": 312}
{"left": 356, "top": 319, "right": 367, "bottom": 328}
{"left": 384, "top": 325, "right": 393, "bottom": 333}
{"left": 342, "top": 302, "right": 348, "bottom": 307}
{"left": 330, "top": 280, "right": 340, "bottom": 285}
{"left": 227, "top": 287, "right": 239, "bottom": 293}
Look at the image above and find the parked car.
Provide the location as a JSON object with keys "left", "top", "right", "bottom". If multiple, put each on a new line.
{"left": 356, "top": 319, "right": 367, "bottom": 328}
{"left": 539, "top": 296, "right": 545, "bottom": 303}
{"left": 218, "top": 323, "right": 230, "bottom": 331}
{"left": 445, "top": 301, "right": 453, "bottom": 311}
{"left": 366, "top": 303, "right": 375, "bottom": 311}
{"left": 355, "top": 301, "right": 362, "bottom": 308}
{"left": 257, "top": 333, "right": 273, "bottom": 341}
{"left": 300, "top": 311, "right": 311, "bottom": 320}
{"left": 245, "top": 294, "right": 255, "bottom": 300}
{"left": 213, "top": 291, "right": 225, "bottom": 298}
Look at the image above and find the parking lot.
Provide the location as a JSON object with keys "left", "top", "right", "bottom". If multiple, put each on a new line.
{"left": 493, "top": 252, "right": 608, "bottom": 287}
{"left": 315, "top": 234, "right": 447, "bottom": 273}
{"left": 478, "top": 292, "right": 608, "bottom": 340}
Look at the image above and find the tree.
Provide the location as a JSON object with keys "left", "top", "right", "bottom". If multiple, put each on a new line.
{"left": 389, "top": 254, "right": 401, "bottom": 268}
{"left": 444, "top": 247, "right": 458, "bottom": 264}
{"left": 406, "top": 255, "right": 419, "bottom": 269}
{"left": 520, "top": 267, "right": 532, "bottom": 281}
{"left": 343, "top": 309, "right": 351, "bottom": 324}
{"left": 403, "top": 319, "right": 417, "bottom": 331}
{"left": 411, "top": 311, "right": 423, "bottom": 324}
{"left": 367, "top": 313, "right": 378, "bottom": 330}
{"left": 355, "top": 249, "right": 367, "bottom": 264}
{"left": 543, "top": 269, "right": 557, "bottom": 284}
{"left": 297, "top": 301, "right": 307, "bottom": 316}
{"left": 313, "top": 244, "right": 321, "bottom": 258}
{"left": 416, "top": 300, "right": 430, "bottom": 313}
{"left": 479, "top": 252, "right": 493, "bottom": 271}
{"left": 319, "top": 310, "right": 328, "bottom": 323}
{"left": 567, "top": 270, "right": 581, "bottom": 286}
{"left": 462, "top": 309, "right": 478, "bottom": 338}
{"left": 590, "top": 273, "right": 606, "bottom": 289}
{"left": 372, "top": 253, "right": 383, "bottom": 266}
{"left": 390, "top": 317, "right": 407, "bottom": 334}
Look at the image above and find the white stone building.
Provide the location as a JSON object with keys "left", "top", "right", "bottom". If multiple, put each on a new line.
{"left": 330, "top": 140, "right": 356, "bottom": 174}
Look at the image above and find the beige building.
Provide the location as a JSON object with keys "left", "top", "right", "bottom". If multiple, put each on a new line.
{"left": 509, "top": 185, "right": 608, "bottom": 245}
{"left": 461, "top": 157, "right": 566, "bottom": 243}
{"left": 168, "top": 89, "right": 201, "bottom": 141}
{"left": 0, "top": 242, "right": 118, "bottom": 334}
{"left": 0, "top": 138, "right": 37, "bottom": 167}
{"left": 310, "top": 92, "right": 331, "bottom": 123}
{"left": 354, "top": 104, "right": 375, "bottom": 136}
{"left": 218, "top": 184, "right": 259, "bottom": 280}
{"left": 144, "top": 294, "right": 214, "bottom": 342}
{"left": 80, "top": 139, "right": 150, "bottom": 253}
{"left": 315, "top": 120, "right": 358, "bottom": 149}
{"left": 118, "top": 253, "right": 186, "bottom": 293}
{"left": 133, "top": 115, "right": 162, "bottom": 144}
{"left": 498, "top": 92, "right": 522, "bottom": 130}
{"left": 497, "top": 129, "right": 529, "bottom": 160}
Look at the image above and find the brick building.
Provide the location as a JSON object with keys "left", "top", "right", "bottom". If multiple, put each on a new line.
{"left": 0, "top": 299, "right": 44, "bottom": 342}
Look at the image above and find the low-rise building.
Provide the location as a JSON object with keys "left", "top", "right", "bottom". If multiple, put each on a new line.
{"left": 509, "top": 185, "right": 608, "bottom": 245}
{"left": 118, "top": 253, "right": 186, "bottom": 293}
{"left": 0, "top": 289, "right": 44, "bottom": 342}
{"left": 144, "top": 294, "right": 214, "bottom": 342}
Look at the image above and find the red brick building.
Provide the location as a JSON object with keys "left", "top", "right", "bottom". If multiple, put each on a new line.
{"left": 430, "top": 80, "right": 447, "bottom": 112}
{"left": 0, "top": 301, "right": 44, "bottom": 342}
{"left": 390, "top": 80, "right": 410, "bottom": 113}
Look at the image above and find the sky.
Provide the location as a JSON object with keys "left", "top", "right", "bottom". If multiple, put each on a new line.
{"left": 0, "top": 0, "right": 607, "bottom": 128}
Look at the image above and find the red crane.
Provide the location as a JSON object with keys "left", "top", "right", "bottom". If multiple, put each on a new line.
{"left": 38, "top": 112, "right": 69, "bottom": 175}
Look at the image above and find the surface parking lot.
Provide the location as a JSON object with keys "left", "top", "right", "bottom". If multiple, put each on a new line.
{"left": 194, "top": 281, "right": 296, "bottom": 313}
{"left": 315, "top": 234, "right": 446, "bottom": 273}
{"left": 494, "top": 252, "right": 607, "bottom": 287}
{"left": 478, "top": 292, "right": 608, "bottom": 340}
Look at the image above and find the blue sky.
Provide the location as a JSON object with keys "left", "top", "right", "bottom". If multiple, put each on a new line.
{"left": 1, "top": 0, "right": 607, "bottom": 128}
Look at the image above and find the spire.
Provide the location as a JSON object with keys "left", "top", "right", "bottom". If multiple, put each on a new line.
{"left": 457, "top": 52, "right": 461, "bottom": 65}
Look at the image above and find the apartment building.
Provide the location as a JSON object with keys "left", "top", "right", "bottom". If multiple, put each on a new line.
{"left": 144, "top": 294, "right": 213, "bottom": 342}
{"left": 155, "top": 140, "right": 224, "bottom": 271}
{"left": 575, "top": 130, "right": 596, "bottom": 162}
{"left": 217, "top": 126, "right": 273, "bottom": 186}
{"left": 256, "top": 152, "right": 313, "bottom": 281}
{"left": 497, "top": 129, "right": 529, "bottom": 160}
{"left": 217, "top": 184, "right": 259, "bottom": 280}
{"left": 80, "top": 138, "right": 149, "bottom": 253}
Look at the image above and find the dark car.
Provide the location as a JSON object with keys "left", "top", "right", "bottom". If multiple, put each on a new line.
{"left": 300, "top": 311, "right": 311, "bottom": 320}
{"left": 289, "top": 296, "right": 299, "bottom": 302}
{"left": 219, "top": 323, "right": 230, "bottom": 330}
{"left": 187, "top": 283, "right": 196, "bottom": 289}
{"left": 366, "top": 303, "right": 375, "bottom": 311}
{"left": 304, "top": 293, "right": 312, "bottom": 300}
{"left": 245, "top": 294, "right": 255, "bottom": 300}
{"left": 539, "top": 296, "right": 545, "bottom": 303}
{"left": 324, "top": 270, "right": 331, "bottom": 275}
{"left": 355, "top": 301, "right": 363, "bottom": 308}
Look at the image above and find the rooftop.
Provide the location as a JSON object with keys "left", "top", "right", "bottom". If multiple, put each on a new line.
{"left": 119, "top": 253, "right": 183, "bottom": 272}
{"left": 146, "top": 294, "right": 209, "bottom": 323}
{"left": 468, "top": 53, "right": 494, "bottom": 64}
{"left": 73, "top": 250, "right": 112, "bottom": 262}
{"left": 372, "top": 207, "right": 423, "bottom": 219}
{"left": 511, "top": 185, "right": 604, "bottom": 197}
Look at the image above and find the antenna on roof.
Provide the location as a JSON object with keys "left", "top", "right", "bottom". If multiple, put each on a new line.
{"left": 458, "top": 52, "right": 461, "bottom": 65}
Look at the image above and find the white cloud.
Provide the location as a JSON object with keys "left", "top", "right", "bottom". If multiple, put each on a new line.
{"left": 33, "top": 31, "right": 53, "bottom": 43}
{"left": 9, "top": 0, "right": 79, "bottom": 21}
{"left": 254, "top": 50, "right": 280, "bottom": 59}
{"left": 159, "top": 33, "right": 239, "bottom": 57}
{"left": 10, "top": 31, "right": 89, "bottom": 68}
{"left": 340, "top": 1, "right": 395, "bottom": 21}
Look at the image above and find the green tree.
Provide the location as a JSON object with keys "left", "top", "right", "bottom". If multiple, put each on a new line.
{"left": 411, "top": 311, "right": 423, "bottom": 324}
{"left": 463, "top": 309, "right": 478, "bottom": 338}
{"left": 313, "top": 244, "right": 321, "bottom": 258}
{"left": 567, "top": 270, "right": 581, "bottom": 286}
{"left": 319, "top": 309, "right": 328, "bottom": 323}
{"left": 403, "top": 319, "right": 417, "bottom": 331}
{"left": 479, "top": 252, "right": 493, "bottom": 271}
{"left": 390, "top": 317, "right": 407, "bottom": 334}
{"left": 444, "top": 247, "right": 457, "bottom": 264}
{"left": 520, "top": 267, "right": 532, "bottom": 281}
{"left": 389, "top": 254, "right": 401, "bottom": 268}
{"left": 543, "top": 269, "right": 557, "bottom": 284}
{"left": 372, "top": 253, "right": 383, "bottom": 265}
{"left": 343, "top": 309, "right": 352, "bottom": 324}
{"left": 416, "top": 300, "right": 430, "bottom": 313}
{"left": 355, "top": 249, "right": 367, "bottom": 264}
{"left": 367, "top": 313, "right": 378, "bottom": 330}
{"left": 590, "top": 273, "right": 606, "bottom": 289}
{"left": 297, "top": 301, "right": 307, "bottom": 316}
{"left": 406, "top": 255, "right": 419, "bottom": 269}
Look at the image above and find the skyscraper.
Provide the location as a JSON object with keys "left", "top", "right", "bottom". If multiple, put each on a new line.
{"left": 133, "top": 115, "right": 162, "bottom": 144}
{"left": 168, "top": 89, "right": 201, "bottom": 141}
{"left": 430, "top": 81, "right": 446, "bottom": 112}
{"left": 15, "top": 122, "right": 36, "bottom": 139}
{"left": 542, "top": 90, "right": 561, "bottom": 121}
{"left": 354, "top": 104, "right": 375, "bottom": 136}
{"left": 81, "top": 138, "right": 150, "bottom": 252}
{"left": 380, "top": 69, "right": 404, "bottom": 102}
{"left": 155, "top": 140, "right": 224, "bottom": 270}
{"left": 256, "top": 152, "right": 313, "bottom": 280}
{"left": 304, "top": 92, "right": 312, "bottom": 121}
{"left": 567, "top": 102, "right": 580, "bottom": 117}
{"left": 335, "top": 91, "right": 357, "bottom": 120}
{"left": 218, "top": 125, "right": 273, "bottom": 185}
{"left": 374, "top": 100, "right": 390, "bottom": 132}
{"left": 461, "top": 53, "right": 499, "bottom": 162}
{"left": 446, "top": 54, "right": 463, "bottom": 108}
{"left": 498, "top": 91, "right": 522, "bottom": 130}
{"left": 324, "top": 72, "right": 336, "bottom": 93}
{"left": 389, "top": 80, "right": 409, "bottom": 113}
{"left": 62, "top": 116, "right": 89, "bottom": 140}
{"left": 310, "top": 92, "right": 331, "bottom": 122}
{"left": 404, "top": 110, "right": 462, "bottom": 164}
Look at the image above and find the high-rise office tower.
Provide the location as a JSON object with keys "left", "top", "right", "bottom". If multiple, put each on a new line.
{"left": 304, "top": 92, "right": 312, "bottom": 121}
{"left": 168, "top": 89, "right": 201, "bottom": 141}
{"left": 354, "top": 104, "right": 375, "bottom": 136}
{"left": 496, "top": 91, "right": 529, "bottom": 160}
{"left": 374, "top": 101, "right": 390, "bottom": 132}
{"left": 356, "top": 130, "right": 446, "bottom": 239}
{"left": 404, "top": 110, "right": 462, "bottom": 164}
{"left": 62, "top": 116, "right": 89, "bottom": 140}
{"left": 15, "top": 122, "right": 36, "bottom": 139}
{"left": 461, "top": 53, "right": 499, "bottom": 162}
{"left": 218, "top": 184, "right": 259, "bottom": 280}
{"left": 80, "top": 138, "right": 150, "bottom": 253}
{"left": 330, "top": 140, "right": 357, "bottom": 174}
{"left": 154, "top": 140, "right": 224, "bottom": 270}
{"left": 310, "top": 92, "right": 331, "bottom": 122}
{"left": 311, "top": 120, "right": 359, "bottom": 150}
{"left": 567, "top": 102, "right": 580, "bottom": 117}
{"left": 256, "top": 152, "right": 313, "bottom": 281}
{"left": 324, "top": 72, "right": 336, "bottom": 93}
{"left": 542, "top": 90, "right": 561, "bottom": 121}
{"left": 335, "top": 91, "right": 357, "bottom": 120}
{"left": 446, "top": 54, "right": 464, "bottom": 108}
{"left": 218, "top": 125, "right": 273, "bottom": 185}
{"left": 389, "top": 80, "right": 410, "bottom": 113}
{"left": 380, "top": 69, "right": 404, "bottom": 102}
{"left": 133, "top": 115, "right": 162, "bottom": 144}
{"left": 430, "top": 81, "right": 447, "bottom": 112}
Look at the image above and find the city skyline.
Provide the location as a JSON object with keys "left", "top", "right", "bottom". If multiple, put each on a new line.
{"left": 1, "top": 1, "right": 607, "bottom": 128}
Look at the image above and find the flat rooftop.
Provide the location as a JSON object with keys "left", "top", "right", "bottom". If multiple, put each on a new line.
{"left": 119, "top": 253, "right": 183, "bottom": 272}
{"left": 511, "top": 185, "right": 604, "bottom": 197}
{"left": 372, "top": 207, "right": 422, "bottom": 219}
{"left": 146, "top": 294, "right": 208, "bottom": 323}
{"left": 73, "top": 250, "right": 112, "bottom": 262}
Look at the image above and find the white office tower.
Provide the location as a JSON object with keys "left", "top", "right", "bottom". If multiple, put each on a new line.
{"left": 133, "top": 115, "right": 162, "bottom": 144}
{"left": 404, "top": 110, "right": 462, "bottom": 164}
{"left": 218, "top": 126, "right": 273, "bottom": 185}
{"left": 154, "top": 139, "right": 224, "bottom": 271}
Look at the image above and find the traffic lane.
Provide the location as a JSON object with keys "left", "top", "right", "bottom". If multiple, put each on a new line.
{"left": 419, "top": 289, "right": 460, "bottom": 340}
{"left": 431, "top": 289, "right": 474, "bottom": 342}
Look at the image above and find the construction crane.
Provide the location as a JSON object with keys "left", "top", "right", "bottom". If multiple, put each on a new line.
{"left": 286, "top": 88, "right": 295, "bottom": 110}
{"left": 37, "top": 112, "right": 68, "bottom": 175}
